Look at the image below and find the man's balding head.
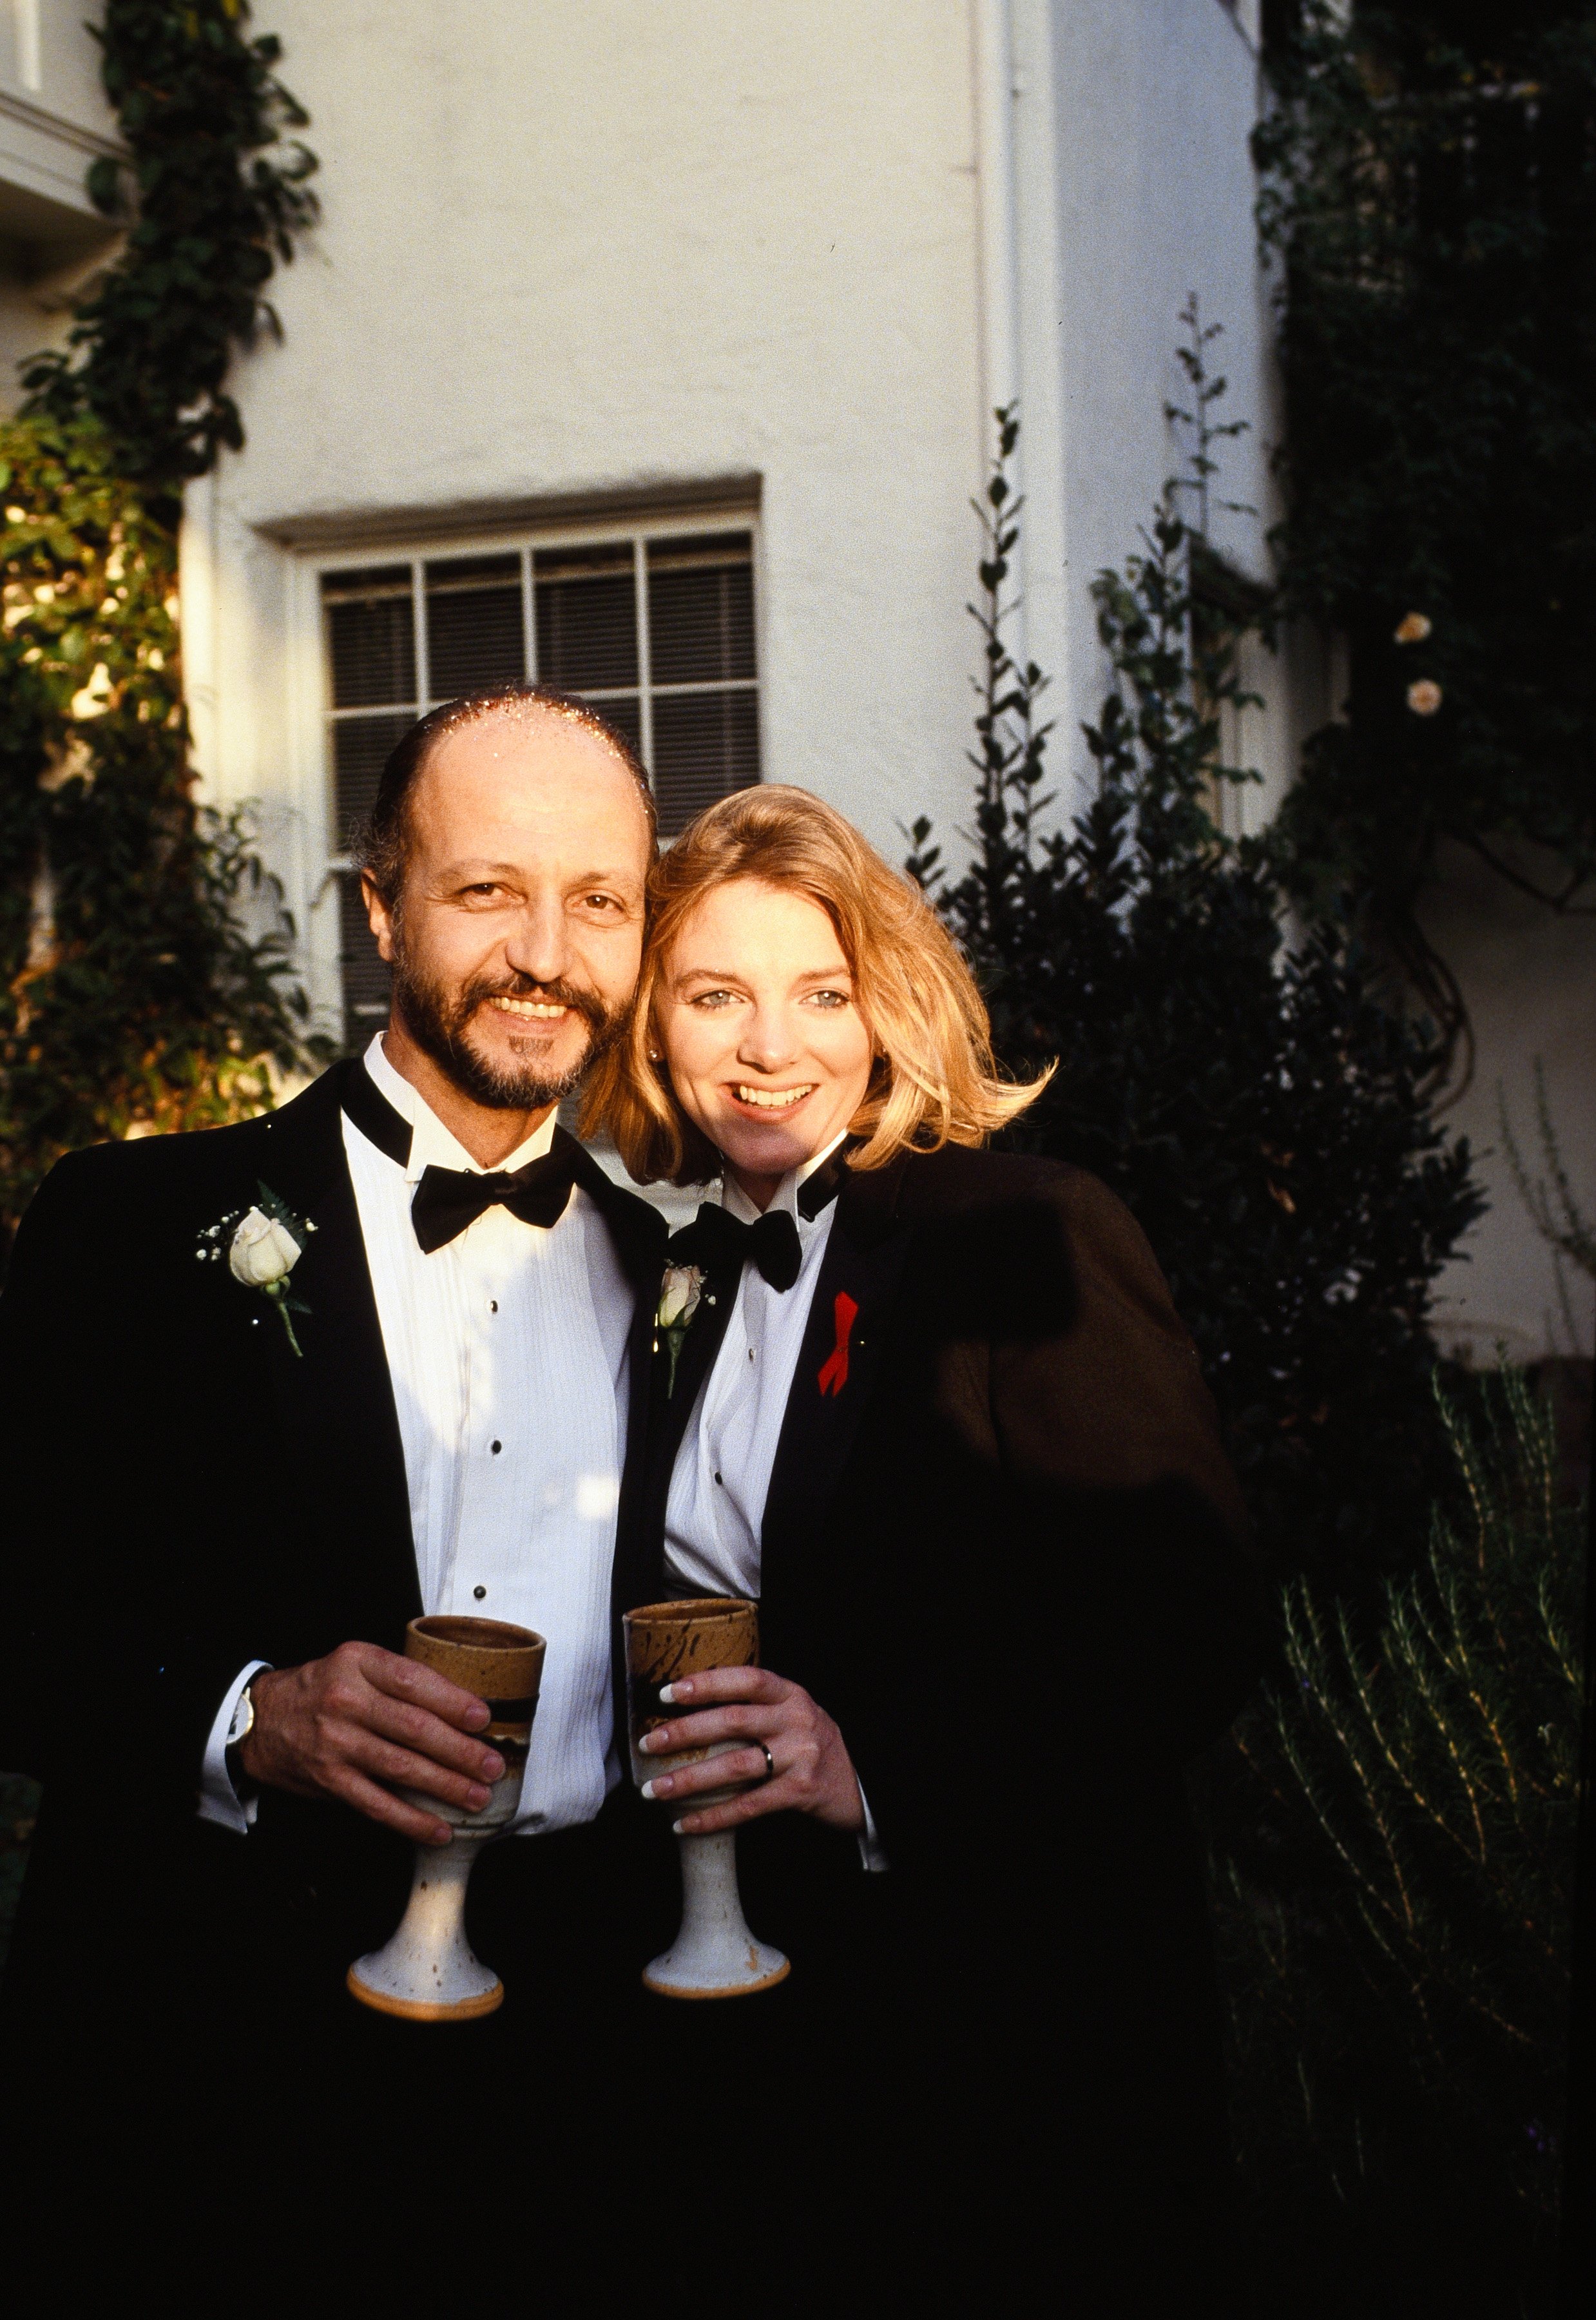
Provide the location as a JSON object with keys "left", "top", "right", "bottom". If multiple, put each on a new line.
{"left": 358, "top": 686, "right": 655, "bottom": 1136}
{"left": 358, "top": 683, "right": 656, "bottom": 909}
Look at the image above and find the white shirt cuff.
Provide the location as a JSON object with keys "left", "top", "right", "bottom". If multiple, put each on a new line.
{"left": 856, "top": 1779, "right": 889, "bottom": 1873}
{"left": 198, "top": 1660, "right": 271, "bottom": 1834}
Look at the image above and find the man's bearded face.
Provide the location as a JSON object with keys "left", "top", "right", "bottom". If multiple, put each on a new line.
{"left": 389, "top": 920, "right": 625, "bottom": 1112}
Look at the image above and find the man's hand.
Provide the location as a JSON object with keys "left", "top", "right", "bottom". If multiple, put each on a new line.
{"left": 239, "top": 1643, "right": 503, "bottom": 1846}
{"left": 636, "top": 1666, "right": 865, "bottom": 1837}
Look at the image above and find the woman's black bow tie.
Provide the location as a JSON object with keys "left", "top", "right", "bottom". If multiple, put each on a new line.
{"left": 672, "top": 1149, "right": 847, "bottom": 1290}
{"left": 680, "top": 1203, "right": 804, "bottom": 1292}
{"left": 410, "top": 1147, "right": 582, "bottom": 1253}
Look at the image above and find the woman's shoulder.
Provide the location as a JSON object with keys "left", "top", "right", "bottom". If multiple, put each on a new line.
{"left": 892, "top": 1141, "right": 1134, "bottom": 1234}
{"left": 879, "top": 1142, "right": 1175, "bottom": 1335}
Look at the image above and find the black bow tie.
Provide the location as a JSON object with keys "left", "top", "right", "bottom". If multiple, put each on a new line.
{"left": 679, "top": 1203, "right": 805, "bottom": 1293}
{"left": 410, "top": 1146, "right": 582, "bottom": 1253}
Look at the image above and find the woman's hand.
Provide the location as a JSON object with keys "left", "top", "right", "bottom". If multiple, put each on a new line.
{"left": 636, "top": 1666, "right": 865, "bottom": 1836}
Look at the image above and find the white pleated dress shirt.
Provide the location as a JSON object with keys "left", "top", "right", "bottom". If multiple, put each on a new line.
{"left": 199, "top": 1034, "right": 634, "bottom": 1838}
{"left": 662, "top": 1143, "right": 840, "bottom": 1601}
{"left": 661, "top": 1137, "right": 886, "bottom": 1870}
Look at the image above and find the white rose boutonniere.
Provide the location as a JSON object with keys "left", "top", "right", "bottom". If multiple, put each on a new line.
{"left": 197, "top": 1181, "right": 317, "bottom": 1356}
{"left": 655, "top": 1263, "right": 706, "bottom": 1397}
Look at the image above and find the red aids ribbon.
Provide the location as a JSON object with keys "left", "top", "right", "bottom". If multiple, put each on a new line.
{"left": 817, "top": 1291, "right": 859, "bottom": 1398}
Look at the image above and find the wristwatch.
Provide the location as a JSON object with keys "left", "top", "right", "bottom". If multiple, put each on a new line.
{"left": 225, "top": 1682, "right": 259, "bottom": 1802}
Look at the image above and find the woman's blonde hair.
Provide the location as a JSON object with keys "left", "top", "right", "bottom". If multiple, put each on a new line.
{"left": 581, "top": 784, "right": 1053, "bottom": 1184}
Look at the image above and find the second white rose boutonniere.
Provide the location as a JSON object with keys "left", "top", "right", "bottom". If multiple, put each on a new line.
{"left": 197, "top": 1182, "right": 317, "bottom": 1356}
{"left": 655, "top": 1263, "right": 706, "bottom": 1397}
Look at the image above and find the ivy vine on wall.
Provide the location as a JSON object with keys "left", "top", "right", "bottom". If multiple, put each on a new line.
{"left": 1256, "top": 1, "right": 1596, "bottom": 1082}
{"left": 0, "top": 1, "right": 324, "bottom": 1255}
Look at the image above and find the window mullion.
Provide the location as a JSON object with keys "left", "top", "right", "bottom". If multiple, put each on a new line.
{"left": 633, "top": 535, "right": 653, "bottom": 778}
{"left": 522, "top": 546, "right": 537, "bottom": 683}
{"left": 411, "top": 560, "right": 430, "bottom": 709}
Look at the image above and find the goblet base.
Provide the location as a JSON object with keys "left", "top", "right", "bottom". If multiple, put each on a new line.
{"left": 347, "top": 1834, "right": 504, "bottom": 2024}
{"left": 642, "top": 1828, "right": 791, "bottom": 2000}
{"left": 345, "top": 1969, "right": 504, "bottom": 2024}
{"left": 642, "top": 1952, "right": 791, "bottom": 2001}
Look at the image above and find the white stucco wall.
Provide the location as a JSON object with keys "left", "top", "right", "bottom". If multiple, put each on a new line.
{"left": 1423, "top": 849, "right": 1596, "bottom": 1363}
{"left": 184, "top": 0, "right": 1271, "bottom": 1031}
{"left": 190, "top": 0, "right": 994, "bottom": 1030}
{"left": 1039, "top": 0, "right": 1278, "bottom": 812}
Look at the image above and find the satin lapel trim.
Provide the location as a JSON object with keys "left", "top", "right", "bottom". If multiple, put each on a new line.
{"left": 253, "top": 1064, "right": 423, "bottom": 1634}
{"left": 644, "top": 1265, "right": 739, "bottom": 1524}
{"left": 759, "top": 1168, "right": 914, "bottom": 1585}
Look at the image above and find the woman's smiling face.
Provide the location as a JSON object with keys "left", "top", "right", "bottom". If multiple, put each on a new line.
{"left": 655, "top": 877, "right": 874, "bottom": 1206}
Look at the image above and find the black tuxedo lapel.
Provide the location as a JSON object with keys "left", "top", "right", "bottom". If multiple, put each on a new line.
{"left": 632, "top": 1237, "right": 741, "bottom": 1599}
{"left": 758, "top": 1159, "right": 915, "bottom": 1594}
{"left": 556, "top": 1135, "right": 672, "bottom": 1705}
{"left": 249, "top": 1061, "right": 422, "bottom": 1648}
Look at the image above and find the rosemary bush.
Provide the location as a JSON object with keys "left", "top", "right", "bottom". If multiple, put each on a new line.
{"left": 1216, "top": 1369, "right": 1583, "bottom": 2314}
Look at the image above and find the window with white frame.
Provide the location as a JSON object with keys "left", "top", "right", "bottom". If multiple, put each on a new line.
{"left": 319, "top": 521, "right": 760, "bottom": 1041}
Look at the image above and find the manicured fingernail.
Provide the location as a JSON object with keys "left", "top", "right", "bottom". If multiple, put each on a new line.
{"left": 641, "top": 1776, "right": 672, "bottom": 1800}
{"left": 671, "top": 1818, "right": 689, "bottom": 1835}
{"left": 661, "top": 1680, "right": 688, "bottom": 1703}
{"left": 639, "top": 1728, "right": 662, "bottom": 1752}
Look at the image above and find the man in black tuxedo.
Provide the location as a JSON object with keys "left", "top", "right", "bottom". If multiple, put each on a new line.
{"left": 0, "top": 684, "right": 668, "bottom": 2223}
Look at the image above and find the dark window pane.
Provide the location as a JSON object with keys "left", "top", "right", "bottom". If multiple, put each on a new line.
{"left": 425, "top": 554, "right": 525, "bottom": 700}
{"left": 650, "top": 688, "right": 760, "bottom": 836}
{"left": 331, "top": 711, "right": 416, "bottom": 853}
{"left": 323, "top": 567, "right": 416, "bottom": 709}
{"left": 647, "top": 534, "right": 755, "bottom": 685}
{"left": 560, "top": 691, "right": 641, "bottom": 763}
{"left": 338, "top": 872, "right": 390, "bottom": 1048}
{"left": 534, "top": 543, "right": 638, "bottom": 690}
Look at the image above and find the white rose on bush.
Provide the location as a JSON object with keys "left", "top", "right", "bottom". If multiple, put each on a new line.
{"left": 228, "top": 1206, "right": 303, "bottom": 1288}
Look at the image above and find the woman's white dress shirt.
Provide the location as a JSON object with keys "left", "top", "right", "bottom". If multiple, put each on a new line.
{"left": 660, "top": 1137, "right": 886, "bottom": 1869}
{"left": 662, "top": 1140, "right": 841, "bottom": 1601}
{"left": 200, "top": 1035, "right": 635, "bottom": 1838}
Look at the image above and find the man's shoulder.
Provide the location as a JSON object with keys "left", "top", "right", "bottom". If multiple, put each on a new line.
{"left": 27, "top": 1067, "right": 346, "bottom": 1232}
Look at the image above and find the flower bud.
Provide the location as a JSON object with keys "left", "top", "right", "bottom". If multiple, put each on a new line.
{"left": 229, "top": 1206, "right": 302, "bottom": 1288}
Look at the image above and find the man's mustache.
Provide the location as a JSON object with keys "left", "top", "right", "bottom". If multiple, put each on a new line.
{"left": 463, "top": 973, "right": 613, "bottom": 1034}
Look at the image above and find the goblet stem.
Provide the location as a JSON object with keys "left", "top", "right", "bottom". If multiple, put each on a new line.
{"left": 642, "top": 1828, "right": 789, "bottom": 1999}
{"left": 347, "top": 1834, "right": 503, "bottom": 2022}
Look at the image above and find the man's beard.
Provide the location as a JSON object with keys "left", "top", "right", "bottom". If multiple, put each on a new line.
{"left": 389, "top": 934, "right": 624, "bottom": 1112}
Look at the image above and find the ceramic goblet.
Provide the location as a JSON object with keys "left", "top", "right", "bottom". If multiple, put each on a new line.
{"left": 625, "top": 1596, "right": 789, "bottom": 1999}
{"left": 347, "top": 1614, "right": 545, "bottom": 2023}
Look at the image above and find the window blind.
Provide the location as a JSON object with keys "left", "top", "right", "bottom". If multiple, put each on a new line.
{"left": 320, "top": 525, "right": 759, "bottom": 1043}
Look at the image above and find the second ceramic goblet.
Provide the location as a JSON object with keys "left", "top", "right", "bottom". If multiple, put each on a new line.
{"left": 347, "top": 1614, "right": 544, "bottom": 2023}
{"left": 625, "top": 1596, "right": 789, "bottom": 1999}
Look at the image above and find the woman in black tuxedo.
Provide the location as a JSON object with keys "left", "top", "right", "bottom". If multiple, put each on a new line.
{"left": 584, "top": 786, "right": 1263, "bottom": 2303}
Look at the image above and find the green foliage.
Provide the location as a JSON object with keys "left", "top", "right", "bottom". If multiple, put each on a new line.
{"left": 1216, "top": 1368, "right": 1582, "bottom": 2313}
{"left": 22, "top": 0, "right": 318, "bottom": 494}
{"left": 1256, "top": 1, "right": 1596, "bottom": 1072}
{"left": 909, "top": 403, "right": 1483, "bottom": 1592}
{"left": 0, "top": 5, "right": 327, "bottom": 1243}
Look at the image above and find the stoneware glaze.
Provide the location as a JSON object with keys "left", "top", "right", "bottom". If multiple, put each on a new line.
{"left": 625, "top": 1597, "right": 789, "bottom": 1999}
{"left": 347, "top": 1614, "right": 545, "bottom": 2023}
